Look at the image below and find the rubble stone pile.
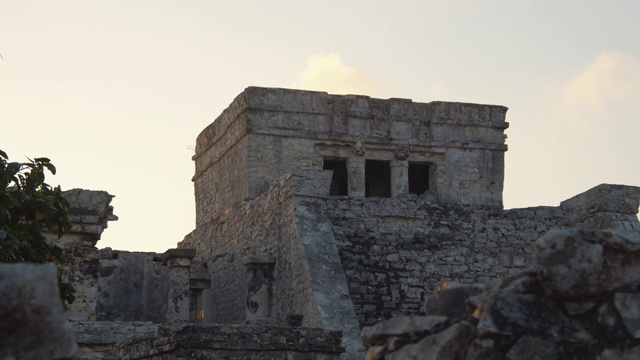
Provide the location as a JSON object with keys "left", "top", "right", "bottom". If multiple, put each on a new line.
{"left": 362, "top": 229, "right": 640, "bottom": 360}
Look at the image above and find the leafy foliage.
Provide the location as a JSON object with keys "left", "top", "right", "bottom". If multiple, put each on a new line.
{"left": 0, "top": 149, "right": 75, "bottom": 306}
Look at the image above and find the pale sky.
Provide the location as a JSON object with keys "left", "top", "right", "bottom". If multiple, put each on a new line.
{"left": 1, "top": 1, "right": 638, "bottom": 252}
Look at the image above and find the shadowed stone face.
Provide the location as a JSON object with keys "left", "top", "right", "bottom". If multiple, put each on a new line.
{"left": 0, "top": 263, "right": 77, "bottom": 360}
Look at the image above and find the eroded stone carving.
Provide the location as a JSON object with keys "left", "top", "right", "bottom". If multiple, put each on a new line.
{"left": 395, "top": 145, "right": 410, "bottom": 160}
{"left": 352, "top": 141, "right": 365, "bottom": 157}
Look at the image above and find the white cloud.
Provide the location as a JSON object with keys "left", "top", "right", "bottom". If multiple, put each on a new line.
{"left": 291, "top": 54, "right": 376, "bottom": 95}
{"left": 563, "top": 50, "right": 640, "bottom": 111}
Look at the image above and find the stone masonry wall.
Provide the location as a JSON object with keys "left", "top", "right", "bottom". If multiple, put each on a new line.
{"left": 193, "top": 87, "right": 509, "bottom": 225}
{"left": 116, "top": 324, "right": 344, "bottom": 360}
{"left": 193, "top": 135, "right": 249, "bottom": 226}
{"left": 324, "top": 196, "right": 569, "bottom": 327}
{"left": 362, "top": 229, "right": 640, "bottom": 360}
{"left": 325, "top": 184, "right": 640, "bottom": 329}
{"left": 95, "top": 250, "right": 168, "bottom": 323}
{"left": 182, "top": 174, "right": 321, "bottom": 327}
{"left": 180, "top": 171, "right": 366, "bottom": 358}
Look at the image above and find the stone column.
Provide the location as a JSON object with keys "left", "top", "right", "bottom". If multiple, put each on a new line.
{"left": 390, "top": 160, "right": 409, "bottom": 197}
{"left": 162, "top": 248, "right": 196, "bottom": 323}
{"left": 347, "top": 157, "right": 366, "bottom": 197}
{"left": 244, "top": 255, "right": 276, "bottom": 322}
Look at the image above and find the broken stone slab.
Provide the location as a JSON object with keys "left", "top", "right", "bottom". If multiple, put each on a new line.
{"left": 0, "top": 263, "right": 77, "bottom": 360}
{"left": 384, "top": 321, "right": 475, "bottom": 360}
{"left": 534, "top": 229, "right": 640, "bottom": 298}
{"left": 161, "top": 248, "right": 196, "bottom": 264}
{"left": 360, "top": 315, "right": 449, "bottom": 346}
{"left": 560, "top": 184, "right": 640, "bottom": 217}
{"left": 423, "top": 282, "right": 484, "bottom": 321}
{"left": 472, "top": 290, "right": 592, "bottom": 343}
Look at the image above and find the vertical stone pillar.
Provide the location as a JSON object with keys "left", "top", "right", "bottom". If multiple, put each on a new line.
{"left": 347, "top": 157, "right": 366, "bottom": 197}
{"left": 244, "top": 255, "right": 276, "bottom": 322}
{"left": 162, "top": 248, "right": 196, "bottom": 323}
{"left": 390, "top": 160, "right": 409, "bottom": 197}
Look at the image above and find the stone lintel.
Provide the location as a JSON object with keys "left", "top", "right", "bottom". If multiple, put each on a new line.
{"left": 244, "top": 255, "right": 276, "bottom": 266}
{"left": 162, "top": 248, "right": 197, "bottom": 264}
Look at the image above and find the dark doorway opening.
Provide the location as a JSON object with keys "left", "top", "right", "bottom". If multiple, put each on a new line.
{"left": 365, "top": 160, "right": 391, "bottom": 198}
{"left": 323, "top": 159, "right": 348, "bottom": 196}
{"left": 409, "top": 162, "right": 430, "bottom": 195}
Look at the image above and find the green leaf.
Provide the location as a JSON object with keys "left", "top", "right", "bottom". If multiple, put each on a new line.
{"left": 0, "top": 149, "right": 7, "bottom": 159}
{"left": 0, "top": 229, "right": 6, "bottom": 239}
{"left": 34, "top": 157, "right": 51, "bottom": 163}
{"left": 6, "top": 162, "right": 21, "bottom": 178}
{"left": 6, "top": 234, "right": 21, "bottom": 250}
{"left": 43, "top": 162, "right": 57, "bottom": 175}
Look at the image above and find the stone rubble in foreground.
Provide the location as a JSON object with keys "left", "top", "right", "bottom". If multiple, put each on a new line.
{"left": 362, "top": 229, "right": 640, "bottom": 360}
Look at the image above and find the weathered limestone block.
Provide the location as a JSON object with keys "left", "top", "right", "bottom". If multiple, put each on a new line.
{"left": 61, "top": 188, "right": 118, "bottom": 241}
{"left": 505, "top": 335, "right": 558, "bottom": 360}
{"left": 96, "top": 251, "right": 169, "bottom": 322}
{"left": 561, "top": 184, "right": 640, "bottom": 216}
{"left": 535, "top": 229, "right": 640, "bottom": 298}
{"left": 0, "top": 263, "right": 77, "bottom": 360}
{"left": 163, "top": 248, "right": 196, "bottom": 323}
{"left": 614, "top": 292, "right": 640, "bottom": 338}
{"left": 244, "top": 255, "right": 276, "bottom": 322}
{"left": 423, "top": 282, "right": 484, "bottom": 321}
{"left": 472, "top": 289, "right": 592, "bottom": 342}
{"left": 291, "top": 169, "right": 333, "bottom": 198}
{"left": 384, "top": 321, "right": 475, "bottom": 360}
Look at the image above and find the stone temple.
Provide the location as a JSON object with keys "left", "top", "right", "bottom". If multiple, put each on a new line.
{"left": 4, "top": 87, "right": 639, "bottom": 359}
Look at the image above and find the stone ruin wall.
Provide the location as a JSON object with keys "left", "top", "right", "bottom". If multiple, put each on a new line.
{"left": 181, "top": 170, "right": 366, "bottom": 358}
{"left": 183, "top": 173, "right": 320, "bottom": 326}
{"left": 325, "top": 199, "right": 565, "bottom": 327}
{"left": 361, "top": 229, "right": 640, "bottom": 360}
{"left": 183, "top": 167, "right": 640, "bottom": 332}
{"left": 325, "top": 184, "right": 640, "bottom": 328}
{"left": 193, "top": 87, "right": 509, "bottom": 227}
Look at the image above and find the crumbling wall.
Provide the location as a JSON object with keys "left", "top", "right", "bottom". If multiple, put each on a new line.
{"left": 325, "top": 197, "right": 567, "bottom": 327}
{"left": 72, "top": 321, "right": 344, "bottom": 360}
{"left": 182, "top": 173, "right": 321, "bottom": 326}
{"left": 95, "top": 250, "right": 168, "bottom": 323}
{"left": 43, "top": 189, "right": 117, "bottom": 321}
{"left": 181, "top": 171, "right": 366, "bottom": 358}
{"left": 325, "top": 184, "right": 640, "bottom": 328}
{"left": 362, "top": 229, "right": 640, "bottom": 360}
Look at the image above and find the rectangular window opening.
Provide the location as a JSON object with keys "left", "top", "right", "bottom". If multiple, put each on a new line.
{"left": 409, "top": 162, "right": 430, "bottom": 195}
{"left": 365, "top": 160, "right": 391, "bottom": 198}
{"left": 323, "top": 159, "right": 348, "bottom": 196}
